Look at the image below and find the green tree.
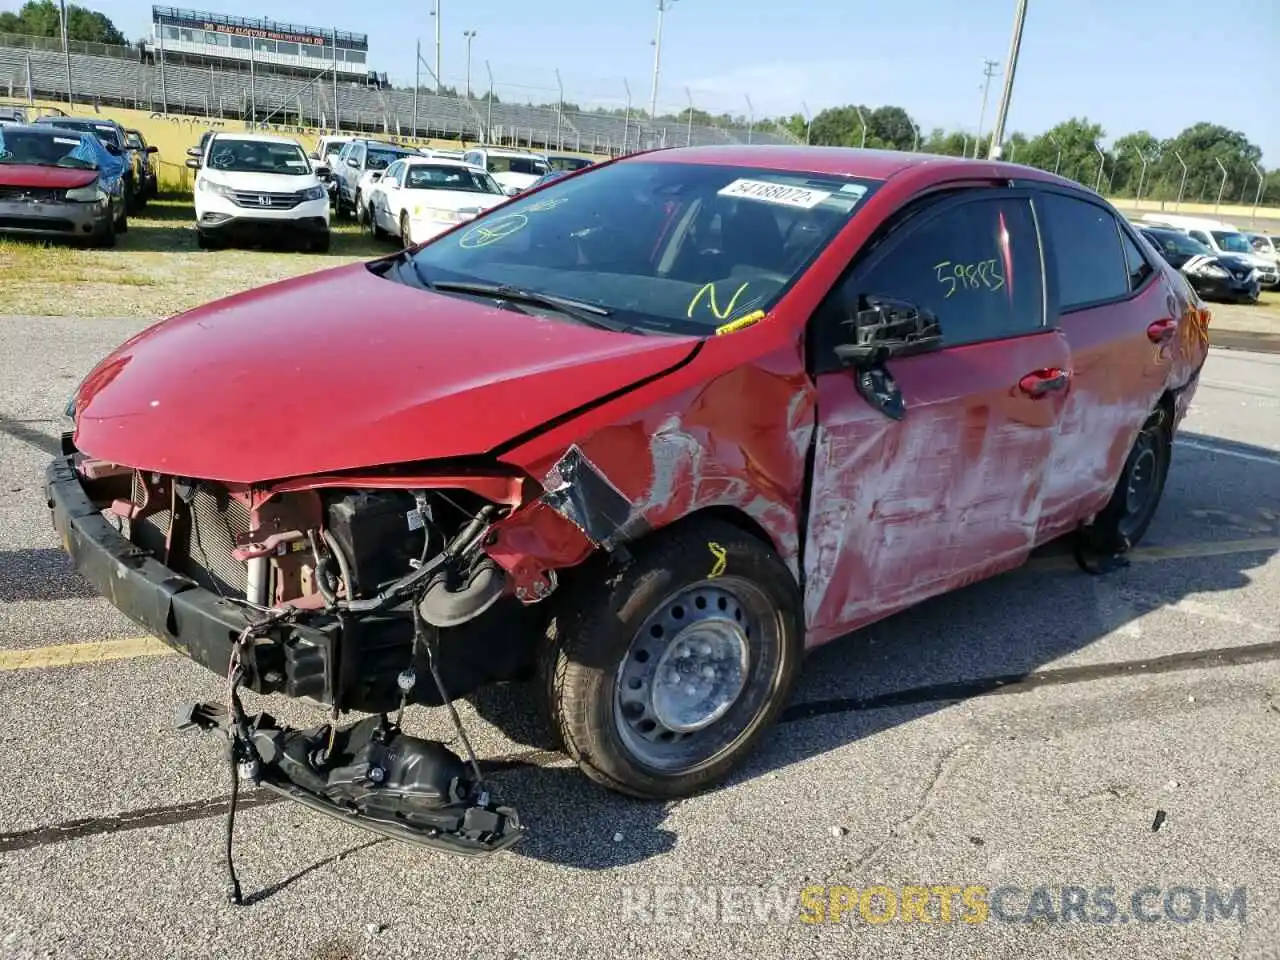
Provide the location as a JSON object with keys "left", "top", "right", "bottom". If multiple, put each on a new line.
{"left": 1018, "top": 117, "right": 1108, "bottom": 186}
{"left": 1109, "top": 131, "right": 1161, "bottom": 197}
{"left": 0, "top": 0, "right": 127, "bottom": 44}
{"left": 1145, "top": 123, "right": 1262, "bottom": 203}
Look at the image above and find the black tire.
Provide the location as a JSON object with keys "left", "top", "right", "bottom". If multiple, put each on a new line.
{"left": 310, "top": 232, "right": 331, "bottom": 253}
{"left": 88, "top": 216, "right": 116, "bottom": 249}
{"left": 1080, "top": 407, "right": 1171, "bottom": 555}
{"left": 369, "top": 207, "right": 388, "bottom": 241}
{"left": 112, "top": 199, "right": 127, "bottom": 234}
{"left": 196, "top": 229, "right": 220, "bottom": 250}
{"left": 544, "top": 518, "right": 803, "bottom": 800}
{"left": 399, "top": 211, "right": 411, "bottom": 246}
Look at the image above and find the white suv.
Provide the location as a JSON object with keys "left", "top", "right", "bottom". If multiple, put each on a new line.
{"left": 187, "top": 132, "right": 332, "bottom": 252}
{"left": 460, "top": 146, "right": 551, "bottom": 194}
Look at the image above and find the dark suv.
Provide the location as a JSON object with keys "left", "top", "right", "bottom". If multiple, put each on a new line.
{"left": 34, "top": 115, "right": 148, "bottom": 212}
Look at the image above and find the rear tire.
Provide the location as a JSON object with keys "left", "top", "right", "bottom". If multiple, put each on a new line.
{"left": 1080, "top": 407, "right": 1171, "bottom": 555}
{"left": 544, "top": 518, "right": 803, "bottom": 800}
{"left": 310, "top": 232, "right": 331, "bottom": 253}
{"left": 399, "top": 212, "right": 412, "bottom": 246}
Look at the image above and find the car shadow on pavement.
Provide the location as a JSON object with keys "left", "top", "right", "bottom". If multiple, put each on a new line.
{"left": 465, "top": 434, "right": 1280, "bottom": 870}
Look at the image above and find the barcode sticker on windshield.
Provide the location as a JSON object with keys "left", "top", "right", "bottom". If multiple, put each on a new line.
{"left": 717, "top": 178, "right": 832, "bottom": 209}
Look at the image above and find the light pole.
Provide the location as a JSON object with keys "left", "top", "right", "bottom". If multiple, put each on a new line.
{"left": 1131, "top": 145, "right": 1150, "bottom": 204}
{"left": 987, "top": 0, "right": 1028, "bottom": 159}
{"left": 650, "top": 0, "right": 679, "bottom": 119}
{"left": 974, "top": 58, "right": 999, "bottom": 158}
{"left": 1214, "top": 157, "right": 1228, "bottom": 213}
{"left": 430, "top": 1, "right": 441, "bottom": 95}
{"left": 1094, "top": 141, "right": 1105, "bottom": 193}
{"left": 1048, "top": 133, "right": 1061, "bottom": 175}
{"left": 463, "top": 30, "right": 476, "bottom": 98}
{"left": 1173, "top": 151, "right": 1188, "bottom": 209}
{"left": 854, "top": 105, "right": 866, "bottom": 148}
{"left": 58, "top": 0, "right": 72, "bottom": 107}
{"left": 801, "top": 100, "right": 812, "bottom": 144}
{"left": 1250, "top": 162, "right": 1266, "bottom": 227}
{"left": 744, "top": 94, "right": 754, "bottom": 144}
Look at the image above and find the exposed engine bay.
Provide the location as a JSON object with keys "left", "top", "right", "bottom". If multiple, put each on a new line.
{"left": 67, "top": 458, "right": 554, "bottom": 891}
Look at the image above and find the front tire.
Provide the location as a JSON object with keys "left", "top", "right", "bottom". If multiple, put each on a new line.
{"left": 545, "top": 518, "right": 803, "bottom": 799}
{"left": 1081, "top": 407, "right": 1172, "bottom": 555}
{"left": 400, "top": 211, "right": 412, "bottom": 246}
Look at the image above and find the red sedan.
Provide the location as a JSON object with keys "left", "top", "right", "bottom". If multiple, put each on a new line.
{"left": 47, "top": 145, "right": 1210, "bottom": 856}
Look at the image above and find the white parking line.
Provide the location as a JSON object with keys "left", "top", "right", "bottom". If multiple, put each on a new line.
{"left": 1178, "top": 438, "right": 1280, "bottom": 466}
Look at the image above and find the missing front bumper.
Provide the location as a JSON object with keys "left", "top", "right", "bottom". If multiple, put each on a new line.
{"left": 179, "top": 704, "right": 524, "bottom": 856}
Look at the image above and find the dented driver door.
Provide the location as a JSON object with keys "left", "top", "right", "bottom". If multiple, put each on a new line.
{"left": 802, "top": 189, "right": 1072, "bottom": 646}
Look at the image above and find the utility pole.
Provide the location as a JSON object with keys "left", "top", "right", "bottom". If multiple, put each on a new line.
{"left": 650, "top": 0, "right": 678, "bottom": 120}
{"left": 974, "top": 58, "right": 999, "bottom": 158}
{"left": 463, "top": 30, "right": 476, "bottom": 98}
{"left": 413, "top": 39, "right": 419, "bottom": 138}
{"left": 58, "top": 0, "right": 72, "bottom": 107}
{"left": 432, "top": 1, "right": 441, "bottom": 95}
{"left": 987, "top": 0, "right": 1028, "bottom": 159}
{"left": 332, "top": 28, "right": 339, "bottom": 132}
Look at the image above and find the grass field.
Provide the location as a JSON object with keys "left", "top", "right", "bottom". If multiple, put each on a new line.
{"left": 0, "top": 197, "right": 387, "bottom": 317}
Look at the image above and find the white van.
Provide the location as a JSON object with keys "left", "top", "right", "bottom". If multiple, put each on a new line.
{"left": 1140, "top": 214, "right": 1278, "bottom": 288}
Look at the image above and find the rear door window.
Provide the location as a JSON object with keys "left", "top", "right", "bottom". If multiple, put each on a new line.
{"left": 1039, "top": 193, "right": 1129, "bottom": 309}
{"left": 845, "top": 194, "right": 1044, "bottom": 347}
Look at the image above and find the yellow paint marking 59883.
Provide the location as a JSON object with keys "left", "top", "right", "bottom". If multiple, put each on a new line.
{"left": 0, "top": 637, "right": 174, "bottom": 672}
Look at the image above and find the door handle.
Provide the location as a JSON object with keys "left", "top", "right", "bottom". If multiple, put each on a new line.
{"left": 1147, "top": 318, "right": 1177, "bottom": 343}
{"left": 1018, "top": 368, "right": 1070, "bottom": 397}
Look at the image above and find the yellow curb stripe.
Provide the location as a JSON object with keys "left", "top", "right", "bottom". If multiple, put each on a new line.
{"left": 0, "top": 636, "right": 175, "bottom": 672}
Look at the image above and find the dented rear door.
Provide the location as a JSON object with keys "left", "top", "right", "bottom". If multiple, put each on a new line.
{"left": 803, "top": 188, "right": 1070, "bottom": 645}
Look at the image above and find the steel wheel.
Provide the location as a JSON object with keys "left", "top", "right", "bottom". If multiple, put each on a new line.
{"left": 612, "top": 576, "right": 779, "bottom": 775}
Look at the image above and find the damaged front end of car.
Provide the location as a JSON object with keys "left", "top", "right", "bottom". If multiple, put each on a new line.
{"left": 45, "top": 434, "right": 601, "bottom": 886}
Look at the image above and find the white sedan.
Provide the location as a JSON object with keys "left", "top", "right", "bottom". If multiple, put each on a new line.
{"left": 366, "top": 157, "right": 508, "bottom": 245}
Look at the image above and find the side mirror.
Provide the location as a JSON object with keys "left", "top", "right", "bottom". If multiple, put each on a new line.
{"left": 103, "top": 141, "right": 122, "bottom": 156}
{"left": 314, "top": 165, "right": 330, "bottom": 179}
{"left": 503, "top": 185, "right": 521, "bottom": 197}
{"left": 309, "top": 151, "right": 320, "bottom": 160}
{"left": 346, "top": 157, "right": 360, "bottom": 168}
{"left": 146, "top": 145, "right": 159, "bottom": 154}
{"left": 833, "top": 295, "right": 943, "bottom": 367}
{"left": 185, "top": 157, "right": 200, "bottom": 169}
{"left": 186, "top": 145, "right": 201, "bottom": 157}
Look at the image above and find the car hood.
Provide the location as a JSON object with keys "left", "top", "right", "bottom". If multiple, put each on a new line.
{"left": 0, "top": 164, "right": 98, "bottom": 189}
{"left": 203, "top": 170, "right": 321, "bottom": 192}
{"left": 490, "top": 170, "right": 543, "bottom": 191}
{"left": 72, "top": 262, "right": 699, "bottom": 484}
{"left": 406, "top": 189, "right": 506, "bottom": 214}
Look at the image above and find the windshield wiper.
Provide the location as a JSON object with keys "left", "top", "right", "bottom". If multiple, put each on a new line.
{"left": 427, "top": 280, "right": 631, "bottom": 332}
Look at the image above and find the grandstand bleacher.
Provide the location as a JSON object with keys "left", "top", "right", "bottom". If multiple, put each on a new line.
{"left": 0, "top": 31, "right": 798, "bottom": 154}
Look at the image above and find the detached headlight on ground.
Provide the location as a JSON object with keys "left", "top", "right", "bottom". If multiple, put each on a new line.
{"left": 64, "top": 182, "right": 104, "bottom": 202}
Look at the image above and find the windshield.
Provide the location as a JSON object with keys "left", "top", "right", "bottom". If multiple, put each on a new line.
{"left": 406, "top": 164, "right": 502, "bottom": 194}
{"left": 208, "top": 139, "right": 311, "bottom": 175}
{"left": 367, "top": 147, "right": 413, "bottom": 170}
{"left": 403, "top": 160, "right": 878, "bottom": 336}
{"left": 42, "top": 119, "right": 122, "bottom": 148}
{"left": 548, "top": 156, "right": 592, "bottom": 172}
{"left": 1210, "top": 231, "right": 1252, "bottom": 254}
{"left": 125, "top": 133, "right": 143, "bottom": 149}
{"left": 1145, "top": 229, "right": 1211, "bottom": 257}
{"left": 323, "top": 141, "right": 348, "bottom": 160}
{"left": 488, "top": 155, "right": 550, "bottom": 176}
{"left": 0, "top": 129, "right": 97, "bottom": 168}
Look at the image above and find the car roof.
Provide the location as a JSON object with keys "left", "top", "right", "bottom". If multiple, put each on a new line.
{"left": 211, "top": 132, "right": 305, "bottom": 146}
{"left": 36, "top": 115, "right": 119, "bottom": 126}
{"left": 0, "top": 122, "right": 89, "bottom": 137}
{"left": 627, "top": 144, "right": 1075, "bottom": 185}
{"left": 402, "top": 156, "right": 480, "bottom": 168}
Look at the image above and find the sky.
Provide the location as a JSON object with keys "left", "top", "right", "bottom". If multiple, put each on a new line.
{"left": 7, "top": 0, "right": 1279, "bottom": 162}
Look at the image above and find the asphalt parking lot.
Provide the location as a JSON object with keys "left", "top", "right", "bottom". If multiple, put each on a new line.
{"left": 0, "top": 316, "right": 1278, "bottom": 960}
